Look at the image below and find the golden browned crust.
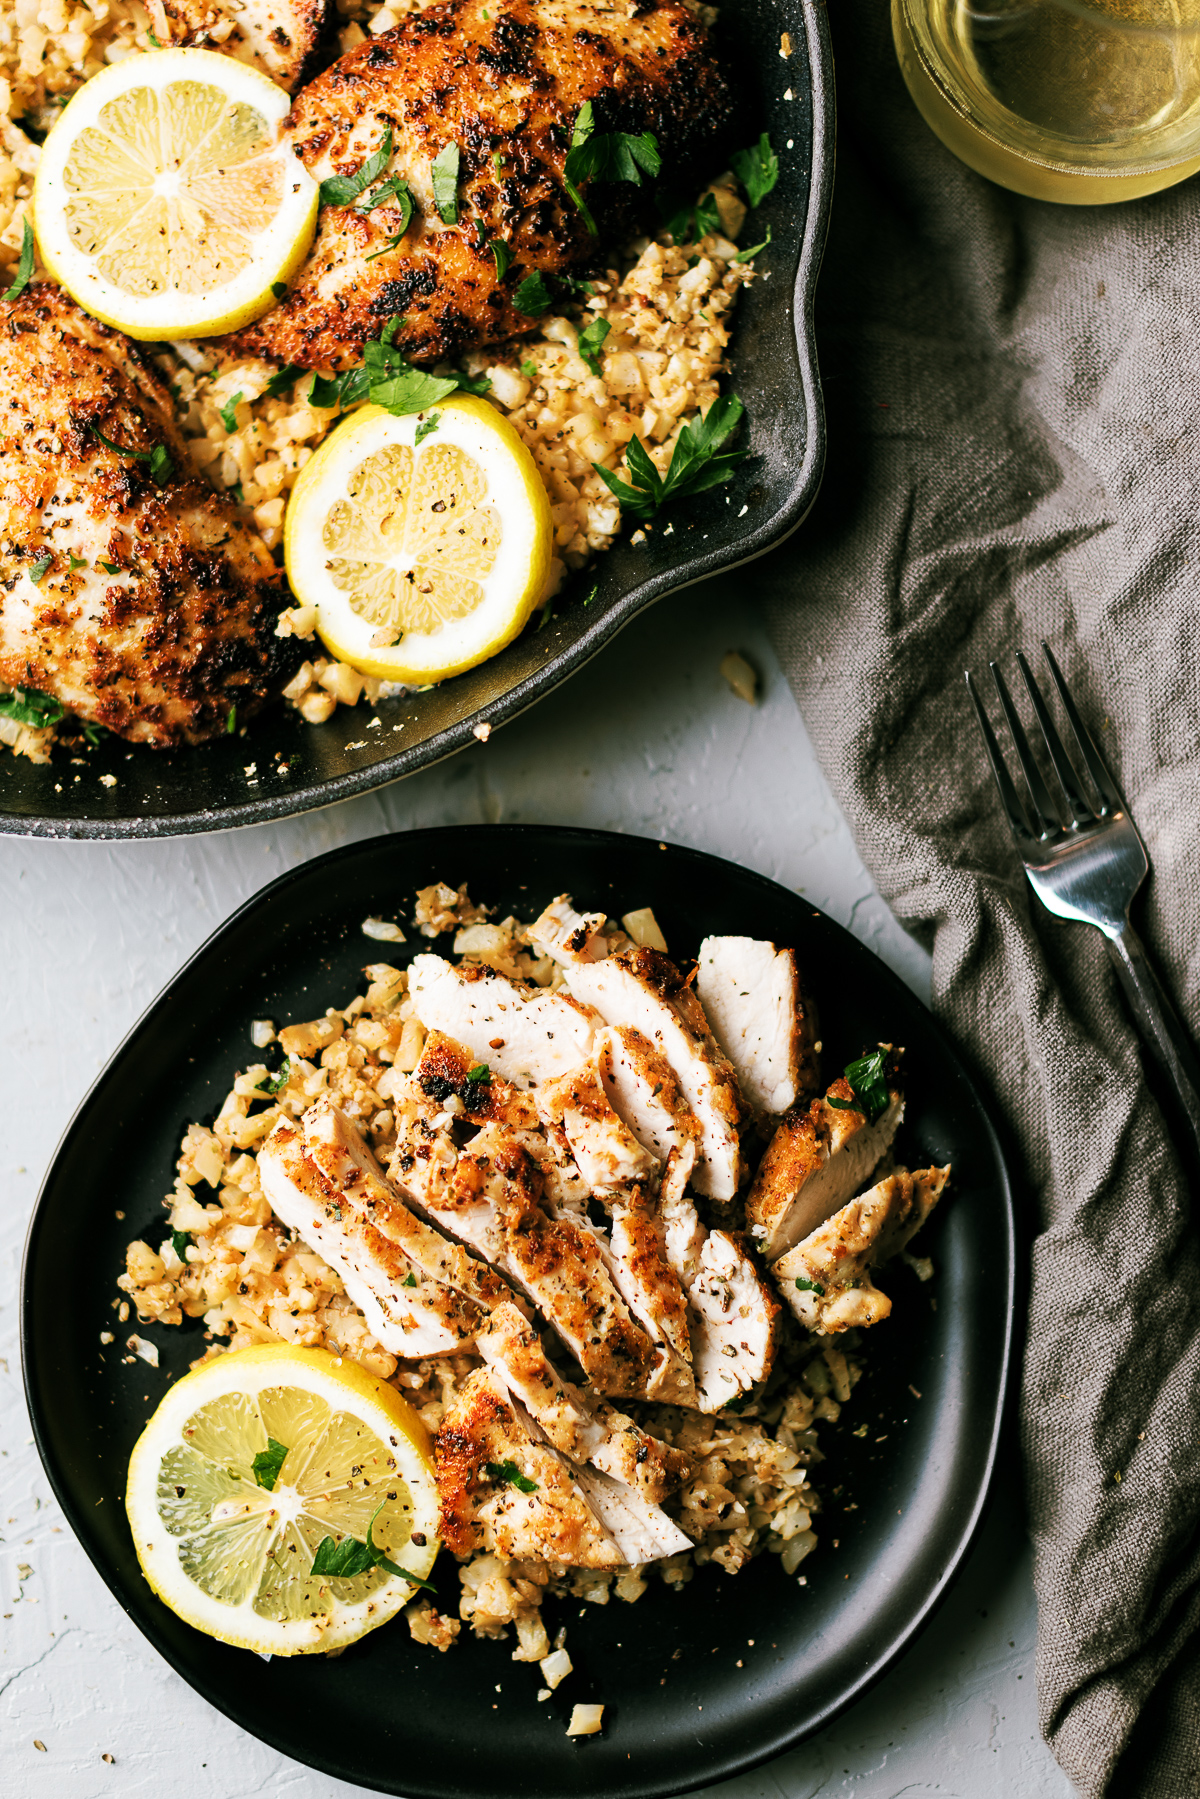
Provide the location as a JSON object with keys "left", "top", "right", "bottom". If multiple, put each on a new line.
{"left": 234, "top": 0, "right": 735, "bottom": 370}
{"left": 0, "top": 286, "right": 298, "bottom": 745}
{"left": 160, "top": 0, "right": 331, "bottom": 91}
{"left": 414, "top": 1029, "right": 540, "bottom": 1129}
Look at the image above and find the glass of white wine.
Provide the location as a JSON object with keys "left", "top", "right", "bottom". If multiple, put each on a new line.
{"left": 893, "top": 0, "right": 1200, "bottom": 202}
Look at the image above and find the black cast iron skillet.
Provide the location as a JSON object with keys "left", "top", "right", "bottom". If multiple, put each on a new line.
{"left": 23, "top": 826, "right": 1014, "bottom": 1797}
{"left": 1, "top": 0, "right": 833, "bottom": 840}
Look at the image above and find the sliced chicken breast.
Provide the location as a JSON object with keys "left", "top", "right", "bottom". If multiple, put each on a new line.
{"left": 161, "top": 0, "right": 328, "bottom": 91}
{"left": 773, "top": 1167, "right": 949, "bottom": 1334}
{"left": 686, "top": 1229, "right": 781, "bottom": 1411}
{"left": 537, "top": 1057, "right": 659, "bottom": 1193}
{"left": 407, "top": 954, "right": 601, "bottom": 1088}
{"left": 258, "top": 1104, "right": 499, "bottom": 1356}
{"left": 413, "top": 1030, "right": 540, "bottom": 1130}
{"left": 695, "top": 936, "right": 819, "bottom": 1114}
{"left": 597, "top": 1024, "right": 704, "bottom": 1167}
{"left": 747, "top": 1074, "right": 905, "bottom": 1261}
{"left": 529, "top": 899, "right": 744, "bottom": 1199}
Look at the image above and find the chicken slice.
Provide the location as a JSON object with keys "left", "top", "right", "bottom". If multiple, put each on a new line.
{"left": 695, "top": 937, "right": 819, "bottom": 1114}
{"left": 773, "top": 1167, "right": 950, "bottom": 1334}
{"left": 476, "top": 1301, "right": 690, "bottom": 1503}
{"left": 536, "top": 1057, "right": 658, "bottom": 1192}
{"left": 160, "top": 0, "right": 328, "bottom": 92}
{"left": 596, "top": 1024, "right": 703, "bottom": 1167}
{"left": 413, "top": 1030, "right": 540, "bottom": 1130}
{"left": 258, "top": 1104, "right": 503, "bottom": 1356}
{"left": 0, "top": 287, "right": 294, "bottom": 744}
{"left": 436, "top": 1368, "right": 623, "bottom": 1567}
{"left": 747, "top": 1072, "right": 906, "bottom": 1262}
{"left": 529, "top": 899, "right": 745, "bottom": 1199}
{"left": 407, "top": 954, "right": 601, "bottom": 1088}
{"left": 686, "top": 1230, "right": 781, "bottom": 1411}
{"left": 388, "top": 1112, "right": 659, "bottom": 1397}
{"left": 235, "top": 0, "right": 734, "bottom": 371}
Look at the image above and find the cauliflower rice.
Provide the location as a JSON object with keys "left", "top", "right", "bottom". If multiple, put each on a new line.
{"left": 117, "top": 885, "right": 864, "bottom": 1660}
{"left": 0, "top": 0, "right": 758, "bottom": 760}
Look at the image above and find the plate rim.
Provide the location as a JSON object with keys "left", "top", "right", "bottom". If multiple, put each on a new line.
{"left": 21, "top": 823, "right": 1015, "bottom": 1796}
{"left": 2, "top": 0, "right": 834, "bottom": 843}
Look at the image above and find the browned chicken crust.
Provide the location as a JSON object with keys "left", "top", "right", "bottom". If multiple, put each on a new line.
{"left": 235, "top": 0, "right": 735, "bottom": 371}
{"left": 160, "top": 0, "right": 330, "bottom": 92}
{"left": 0, "top": 287, "right": 297, "bottom": 745}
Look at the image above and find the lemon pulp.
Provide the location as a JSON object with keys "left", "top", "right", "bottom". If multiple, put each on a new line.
{"left": 35, "top": 49, "right": 318, "bottom": 339}
{"left": 284, "top": 396, "right": 553, "bottom": 684}
{"left": 126, "top": 1345, "right": 439, "bottom": 1654}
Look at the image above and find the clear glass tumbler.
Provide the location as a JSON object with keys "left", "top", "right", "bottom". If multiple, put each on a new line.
{"left": 893, "top": 0, "right": 1200, "bottom": 203}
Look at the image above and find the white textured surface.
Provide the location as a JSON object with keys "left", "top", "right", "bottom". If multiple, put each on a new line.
{"left": 0, "top": 579, "right": 1073, "bottom": 1797}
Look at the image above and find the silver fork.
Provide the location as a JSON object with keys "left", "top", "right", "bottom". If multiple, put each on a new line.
{"left": 966, "top": 642, "right": 1200, "bottom": 1160}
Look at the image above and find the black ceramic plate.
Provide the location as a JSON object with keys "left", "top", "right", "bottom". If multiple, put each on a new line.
{"left": 1, "top": 0, "right": 833, "bottom": 842}
{"left": 23, "top": 826, "right": 1014, "bottom": 1798}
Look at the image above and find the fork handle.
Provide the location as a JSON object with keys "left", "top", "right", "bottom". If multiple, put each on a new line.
{"left": 1105, "top": 923, "right": 1200, "bottom": 1163}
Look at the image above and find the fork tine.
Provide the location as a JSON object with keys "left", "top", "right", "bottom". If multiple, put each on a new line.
{"left": 1014, "top": 650, "right": 1094, "bottom": 826}
{"left": 964, "top": 670, "right": 1037, "bottom": 843}
{"left": 1039, "top": 641, "right": 1122, "bottom": 815}
{"left": 988, "top": 661, "right": 1063, "bottom": 836}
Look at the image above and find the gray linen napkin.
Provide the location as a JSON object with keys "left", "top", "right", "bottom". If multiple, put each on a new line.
{"left": 760, "top": 6, "right": 1200, "bottom": 1793}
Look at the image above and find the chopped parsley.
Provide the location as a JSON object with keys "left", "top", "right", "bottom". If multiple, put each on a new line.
{"left": 402, "top": 1272, "right": 418, "bottom": 1288}
{"left": 431, "top": 141, "right": 461, "bottom": 224}
{"left": 218, "top": 391, "right": 244, "bottom": 433}
{"left": 520, "top": 359, "right": 538, "bottom": 380}
{"left": 319, "top": 124, "right": 394, "bottom": 208}
{"left": 825, "top": 1048, "right": 898, "bottom": 1125}
{"left": 170, "top": 1229, "right": 190, "bottom": 1261}
{"left": 99, "top": 561, "right": 122, "bottom": 575}
{"left": 357, "top": 177, "right": 413, "bottom": 231}
{"left": 734, "top": 225, "right": 772, "bottom": 264}
{"left": 582, "top": 583, "right": 598, "bottom": 606}
{"left": 465, "top": 1063, "right": 490, "bottom": 1083}
{"left": 68, "top": 552, "right": 87, "bottom": 571}
{"left": 513, "top": 271, "right": 555, "bottom": 317}
{"left": 29, "top": 552, "right": 52, "bottom": 584}
{"left": 577, "top": 316, "right": 609, "bottom": 378}
{"left": 489, "top": 238, "right": 512, "bottom": 280}
{"left": 257, "top": 1058, "right": 291, "bottom": 1095}
{"left": 485, "top": 1459, "right": 538, "bottom": 1493}
{"left": 660, "top": 189, "right": 721, "bottom": 246}
{"left": 91, "top": 426, "right": 174, "bottom": 487}
{"left": 310, "top": 318, "right": 491, "bottom": 417}
{"left": 4, "top": 216, "right": 34, "bottom": 301}
{"left": 264, "top": 365, "right": 304, "bottom": 399}
{"left": 563, "top": 101, "right": 661, "bottom": 235}
{"left": 310, "top": 1500, "right": 436, "bottom": 1588}
{"left": 147, "top": 28, "right": 162, "bottom": 45}
{"left": 414, "top": 411, "right": 441, "bottom": 445}
{"left": 0, "top": 687, "right": 64, "bottom": 727}
{"left": 251, "top": 1437, "right": 289, "bottom": 1491}
{"left": 271, "top": 281, "right": 288, "bottom": 300}
{"left": 593, "top": 393, "right": 746, "bottom": 520}
{"left": 82, "top": 721, "right": 106, "bottom": 746}
{"left": 731, "top": 133, "right": 779, "bottom": 209}
{"left": 793, "top": 1276, "right": 825, "bottom": 1296}
{"left": 226, "top": 705, "right": 237, "bottom": 735}
{"left": 365, "top": 230, "right": 408, "bottom": 262}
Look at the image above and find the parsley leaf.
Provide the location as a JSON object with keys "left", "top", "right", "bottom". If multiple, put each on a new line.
{"left": 582, "top": 583, "right": 598, "bottom": 606}
{"left": 309, "top": 320, "right": 490, "bottom": 416}
{"left": 593, "top": 393, "right": 746, "bottom": 520}
{"left": 264, "top": 364, "right": 303, "bottom": 399}
{"left": 0, "top": 687, "right": 64, "bottom": 727}
{"left": 520, "top": 359, "right": 538, "bottom": 380}
{"left": 466, "top": 1063, "right": 490, "bottom": 1083}
{"left": 170, "top": 1229, "right": 190, "bottom": 1261}
{"left": 414, "top": 411, "right": 441, "bottom": 445}
{"left": 68, "top": 552, "right": 87, "bottom": 571}
{"left": 310, "top": 1500, "right": 437, "bottom": 1589}
{"left": 358, "top": 177, "right": 413, "bottom": 231}
{"left": 147, "top": 28, "right": 162, "bottom": 45}
{"left": 258, "top": 1058, "right": 291, "bottom": 1095}
{"left": 402, "top": 1272, "right": 418, "bottom": 1288}
{"left": 513, "top": 271, "right": 555, "bottom": 317}
{"left": 485, "top": 1459, "right": 538, "bottom": 1493}
{"left": 825, "top": 1048, "right": 898, "bottom": 1125}
{"left": 320, "top": 124, "right": 394, "bottom": 208}
{"left": 431, "top": 142, "right": 461, "bottom": 223}
{"left": 4, "top": 216, "right": 34, "bottom": 301}
{"left": 661, "top": 189, "right": 721, "bottom": 245}
{"left": 99, "top": 561, "right": 122, "bottom": 575}
{"left": 734, "top": 224, "right": 772, "bottom": 264}
{"left": 271, "top": 281, "right": 288, "bottom": 300}
{"left": 731, "top": 133, "right": 779, "bottom": 209}
{"left": 218, "top": 391, "right": 244, "bottom": 433}
{"left": 793, "top": 1276, "right": 826, "bottom": 1296}
{"left": 91, "top": 426, "right": 174, "bottom": 487}
{"left": 365, "top": 231, "right": 408, "bottom": 262}
{"left": 490, "top": 238, "right": 512, "bottom": 280}
{"left": 307, "top": 366, "right": 370, "bottom": 410}
{"left": 82, "top": 721, "right": 106, "bottom": 746}
{"left": 252, "top": 1438, "right": 289, "bottom": 1491}
{"left": 563, "top": 101, "right": 661, "bottom": 235}
{"left": 577, "top": 317, "right": 609, "bottom": 378}
{"left": 29, "top": 552, "right": 52, "bottom": 584}
{"left": 226, "top": 705, "right": 237, "bottom": 735}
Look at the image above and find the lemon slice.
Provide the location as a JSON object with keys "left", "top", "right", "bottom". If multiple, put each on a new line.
{"left": 284, "top": 396, "right": 553, "bottom": 683}
{"left": 33, "top": 48, "right": 318, "bottom": 340}
{"left": 125, "top": 1344, "right": 440, "bottom": 1656}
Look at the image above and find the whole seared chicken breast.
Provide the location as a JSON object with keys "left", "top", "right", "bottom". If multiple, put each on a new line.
{"left": 235, "top": 0, "right": 735, "bottom": 371}
{"left": 0, "top": 287, "right": 296, "bottom": 746}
